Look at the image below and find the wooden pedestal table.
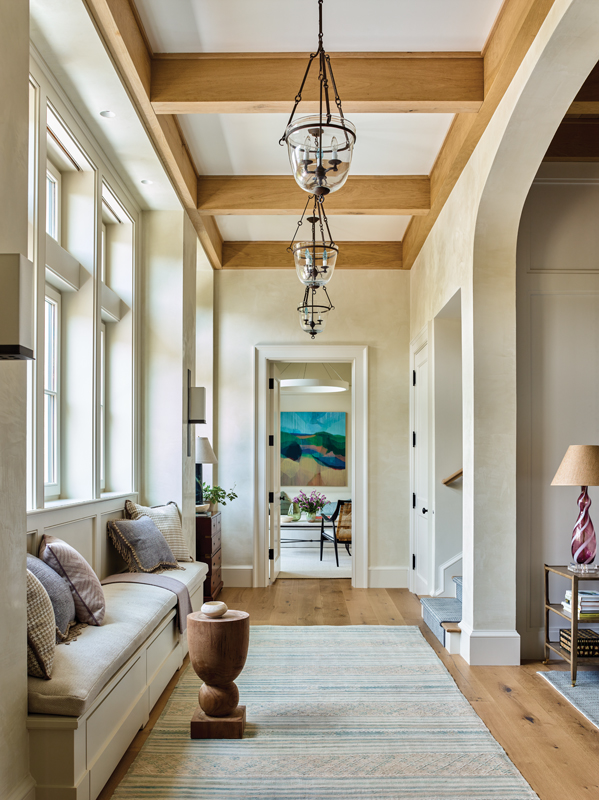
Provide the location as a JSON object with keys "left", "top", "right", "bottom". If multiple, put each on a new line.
{"left": 188, "top": 609, "right": 250, "bottom": 739}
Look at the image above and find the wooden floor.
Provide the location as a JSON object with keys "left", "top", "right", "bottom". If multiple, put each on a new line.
{"left": 99, "top": 579, "right": 599, "bottom": 800}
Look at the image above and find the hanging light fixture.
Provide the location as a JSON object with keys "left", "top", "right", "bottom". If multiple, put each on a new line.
{"left": 289, "top": 194, "right": 338, "bottom": 287}
{"left": 280, "top": 362, "right": 349, "bottom": 393}
{"left": 297, "top": 285, "right": 334, "bottom": 339}
{"left": 279, "top": 0, "right": 356, "bottom": 196}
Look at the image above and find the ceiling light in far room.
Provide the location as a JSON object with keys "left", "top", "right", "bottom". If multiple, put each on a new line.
{"left": 289, "top": 194, "right": 338, "bottom": 287}
{"left": 99, "top": 110, "right": 116, "bottom": 118}
{"left": 279, "top": 0, "right": 356, "bottom": 196}
{"left": 140, "top": 179, "right": 153, "bottom": 185}
{"left": 297, "top": 285, "right": 334, "bottom": 340}
{"left": 280, "top": 362, "right": 349, "bottom": 393}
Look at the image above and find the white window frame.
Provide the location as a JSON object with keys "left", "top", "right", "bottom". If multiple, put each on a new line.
{"left": 100, "top": 322, "right": 106, "bottom": 492}
{"left": 100, "top": 222, "right": 107, "bottom": 283}
{"left": 44, "top": 285, "right": 61, "bottom": 499}
{"left": 46, "top": 159, "right": 61, "bottom": 243}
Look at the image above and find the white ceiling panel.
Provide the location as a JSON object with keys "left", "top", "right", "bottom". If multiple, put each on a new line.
{"left": 179, "top": 113, "right": 453, "bottom": 176}
{"left": 215, "top": 215, "right": 409, "bottom": 241}
{"left": 135, "top": 0, "right": 503, "bottom": 54}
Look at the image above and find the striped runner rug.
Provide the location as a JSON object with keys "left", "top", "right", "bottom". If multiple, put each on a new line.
{"left": 113, "top": 626, "right": 538, "bottom": 799}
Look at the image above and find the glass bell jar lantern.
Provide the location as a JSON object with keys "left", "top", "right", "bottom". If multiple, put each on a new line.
{"left": 297, "top": 286, "right": 334, "bottom": 339}
{"left": 289, "top": 194, "right": 338, "bottom": 287}
{"left": 279, "top": 0, "right": 356, "bottom": 196}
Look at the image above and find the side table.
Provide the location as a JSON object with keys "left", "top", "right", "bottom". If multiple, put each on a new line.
{"left": 196, "top": 512, "right": 223, "bottom": 601}
{"left": 544, "top": 564, "right": 599, "bottom": 686}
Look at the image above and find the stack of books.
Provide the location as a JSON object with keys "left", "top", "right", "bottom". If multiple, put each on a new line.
{"left": 560, "top": 628, "right": 599, "bottom": 657}
{"left": 561, "top": 589, "right": 599, "bottom": 619}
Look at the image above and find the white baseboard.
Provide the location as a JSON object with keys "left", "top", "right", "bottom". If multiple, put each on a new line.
{"left": 368, "top": 566, "right": 409, "bottom": 589}
{"left": 6, "top": 776, "right": 36, "bottom": 800}
{"left": 222, "top": 565, "right": 253, "bottom": 587}
{"left": 459, "top": 622, "right": 521, "bottom": 665}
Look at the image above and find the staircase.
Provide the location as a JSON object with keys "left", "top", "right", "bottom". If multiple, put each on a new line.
{"left": 420, "top": 576, "right": 462, "bottom": 654}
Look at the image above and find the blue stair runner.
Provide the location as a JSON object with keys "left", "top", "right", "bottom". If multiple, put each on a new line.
{"left": 420, "top": 576, "right": 462, "bottom": 647}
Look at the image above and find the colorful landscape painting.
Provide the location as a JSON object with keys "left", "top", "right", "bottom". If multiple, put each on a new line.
{"left": 280, "top": 411, "right": 346, "bottom": 487}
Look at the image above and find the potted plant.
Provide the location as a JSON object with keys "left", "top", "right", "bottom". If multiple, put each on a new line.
{"left": 293, "top": 490, "right": 328, "bottom": 522}
{"left": 202, "top": 483, "right": 238, "bottom": 515}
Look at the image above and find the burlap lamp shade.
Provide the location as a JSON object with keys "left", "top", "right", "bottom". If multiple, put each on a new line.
{"left": 552, "top": 445, "right": 599, "bottom": 569}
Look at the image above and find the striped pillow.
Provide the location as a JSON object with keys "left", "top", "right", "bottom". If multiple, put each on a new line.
{"left": 27, "top": 570, "right": 56, "bottom": 680}
{"left": 125, "top": 500, "right": 192, "bottom": 562}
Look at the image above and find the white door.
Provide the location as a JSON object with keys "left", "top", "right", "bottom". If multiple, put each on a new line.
{"left": 413, "top": 343, "right": 430, "bottom": 595}
{"left": 268, "top": 363, "right": 281, "bottom": 583}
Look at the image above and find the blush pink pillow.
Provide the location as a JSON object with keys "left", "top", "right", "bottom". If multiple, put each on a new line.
{"left": 39, "top": 535, "right": 106, "bottom": 626}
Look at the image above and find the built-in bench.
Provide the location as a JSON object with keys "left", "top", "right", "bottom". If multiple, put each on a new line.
{"left": 27, "top": 558, "right": 207, "bottom": 800}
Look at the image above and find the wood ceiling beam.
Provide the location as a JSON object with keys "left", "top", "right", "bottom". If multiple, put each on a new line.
{"left": 83, "top": 0, "right": 223, "bottom": 268}
{"left": 150, "top": 53, "right": 484, "bottom": 114}
{"left": 544, "top": 120, "right": 599, "bottom": 160}
{"left": 402, "top": 0, "right": 559, "bottom": 269}
{"left": 222, "top": 241, "right": 403, "bottom": 270}
{"left": 198, "top": 176, "right": 430, "bottom": 216}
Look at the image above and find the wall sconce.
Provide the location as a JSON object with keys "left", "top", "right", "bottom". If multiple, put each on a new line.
{"left": 187, "top": 369, "right": 206, "bottom": 456}
{"left": 0, "top": 254, "right": 35, "bottom": 360}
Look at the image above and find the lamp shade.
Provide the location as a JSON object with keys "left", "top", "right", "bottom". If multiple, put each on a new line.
{"left": 551, "top": 445, "right": 599, "bottom": 486}
{"left": 196, "top": 437, "right": 217, "bottom": 465}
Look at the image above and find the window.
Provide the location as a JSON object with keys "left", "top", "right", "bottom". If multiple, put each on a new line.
{"left": 44, "top": 287, "right": 61, "bottom": 498}
{"left": 46, "top": 161, "right": 61, "bottom": 242}
{"left": 101, "top": 222, "right": 107, "bottom": 283}
{"left": 100, "top": 323, "right": 106, "bottom": 491}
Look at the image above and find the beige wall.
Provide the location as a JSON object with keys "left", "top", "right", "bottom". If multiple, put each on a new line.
{"left": 0, "top": 0, "right": 34, "bottom": 797}
{"left": 215, "top": 269, "right": 410, "bottom": 585}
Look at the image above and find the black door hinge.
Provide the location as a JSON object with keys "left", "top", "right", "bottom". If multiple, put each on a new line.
{"left": 413, "top": 369, "right": 416, "bottom": 386}
{"left": 412, "top": 431, "right": 416, "bottom": 447}
{"left": 269, "top": 491, "right": 274, "bottom": 503}
{"left": 269, "top": 378, "right": 274, "bottom": 389}
{"left": 269, "top": 435, "right": 274, "bottom": 446}
{"left": 269, "top": 548, "right": 274, "bottom": 560}
{"left": 412, "top": 554, "right": 416, "bottom": 570}
{"left": 412, "top": 492, "right": 416, "bottom": 509}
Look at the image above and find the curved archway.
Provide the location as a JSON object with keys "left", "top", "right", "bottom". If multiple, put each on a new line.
{"left": 463, "top": 0, "right": 599, "bottom": 663}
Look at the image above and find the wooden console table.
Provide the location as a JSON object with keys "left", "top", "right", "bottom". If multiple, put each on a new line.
{"left": 544, "top": 564, "right": 599, "bottom": 686}
{"left": 196, "top": 512, "right": 223, "bottom": 601}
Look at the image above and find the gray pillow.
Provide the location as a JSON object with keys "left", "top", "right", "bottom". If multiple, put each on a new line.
{"left": 107, "top": 517, "right": 182, "bottom": 573}
{"left": 27, "top": 554, "right": 76, "bottom": 642}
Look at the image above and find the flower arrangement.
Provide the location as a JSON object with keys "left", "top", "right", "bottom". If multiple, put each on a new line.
{"left": 201, "top": 483, "right": 238, "bottom": 506}
{"left": 293, "top": 490, "right": 327, "bottom": 515}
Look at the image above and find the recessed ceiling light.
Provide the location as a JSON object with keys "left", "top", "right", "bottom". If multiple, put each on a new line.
{"left": 141, "top": 179, "right": 153, "bottom": 185}
{"left": 100, "top": 110, "right": 116, "bottom": 118}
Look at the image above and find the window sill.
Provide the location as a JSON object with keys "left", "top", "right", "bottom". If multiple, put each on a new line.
{"left": 27, "top": 492, "right": 137, "bottom": 515}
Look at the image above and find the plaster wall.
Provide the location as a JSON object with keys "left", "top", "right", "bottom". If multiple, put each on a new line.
{"left": 410, "top": 0, "right": 599, "bottom": 663}
{"left": 0, "top": 0, "right": 34, "bottom": 797}
{"left": 195, "top": 254, "right": 215, "bottom": 491}
{"left": 215, "top": 269, "right": 409, "bottom": 584}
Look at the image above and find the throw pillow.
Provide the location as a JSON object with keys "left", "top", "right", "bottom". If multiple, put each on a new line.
{"left": 39, "top": 536, "right": 106, "bottom": 626}
{"left": 27, "top": 570, "right": 56, "bottom": 680}
{"left": 125, "top": 500, "right": 192, "bottom": 561}
{"left": 27, "top": 554, "right": 76, "bottom": 642}
{"left": 107, "top": 517, "right": 181, "bottom": 573}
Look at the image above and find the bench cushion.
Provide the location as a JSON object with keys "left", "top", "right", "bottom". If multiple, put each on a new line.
{"left": 28, "top": 562, "right": 207, "bottom": 717}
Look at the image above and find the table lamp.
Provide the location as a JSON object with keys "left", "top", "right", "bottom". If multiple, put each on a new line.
{"left": 552, "top": 445, "right": 599, "bottom": 572}
{"left": 196, "top": 437, "right": 217, "bottom": 505}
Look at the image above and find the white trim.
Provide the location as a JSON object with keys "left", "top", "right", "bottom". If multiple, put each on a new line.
{"left": 368, "top": 566, "right": 409, "bottom": 589}
{"left": 459, "top": 622, "right": 521, "bottom": 665}
{"left": 433, "top": 552, "right": 462, "bottom": 597}
{"left": 255, "top": 344, "right": 369, "bottom": 588}
{"left": 5, "top": 776, "right": 36, "bottom": 800}
{"left": 222, "top": 566, "right": 253, "bottom": 588}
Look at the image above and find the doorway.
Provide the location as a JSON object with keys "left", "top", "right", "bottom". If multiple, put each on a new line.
{"left": 275, "top": 361, "right": 353, "bottom": 580}
{"left": 255, "top": 345, "right": 369, "bottom": 588}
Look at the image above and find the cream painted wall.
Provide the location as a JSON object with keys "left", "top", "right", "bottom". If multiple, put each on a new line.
{"left": 409, "top": 0, "right": 599, "bottom": 663}
{"left": 280, "top": 379, "right": 352, "bottom": 506}
{"left": 215, "top": 269, "right": 409, "bottom": 583}
{"left": 195, "top": 254, "right": 215, "bottom": 491}
{"left": 141, "top": 210, "right": 197, "bottom": 556}
{"left": 0, "top": 0, "right": 34, "bottom": 797}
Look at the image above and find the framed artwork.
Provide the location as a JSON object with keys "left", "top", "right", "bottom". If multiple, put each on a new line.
{"left": 280, "top": 411, "right": 346, "bottom": 487}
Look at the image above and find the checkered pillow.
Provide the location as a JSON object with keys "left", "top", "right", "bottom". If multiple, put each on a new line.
{"left": 125, "top": 500, "right": 192, "bottom": 562}
{"left": 27, "top": 570, "right": 56, "bottom": 680}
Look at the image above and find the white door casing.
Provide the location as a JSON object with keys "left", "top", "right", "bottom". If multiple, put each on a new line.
{"left": 268, "top": 363, "right": 281, "bottom": 583}
{"left": 413, "top": 342, "right": 430, "bottom": 595}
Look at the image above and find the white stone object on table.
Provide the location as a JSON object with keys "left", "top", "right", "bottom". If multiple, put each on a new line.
{"left": 201, "top": 600, "right": 228, "bottom": 618}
